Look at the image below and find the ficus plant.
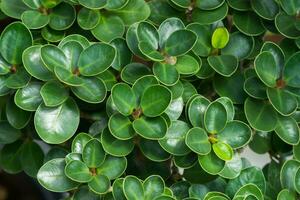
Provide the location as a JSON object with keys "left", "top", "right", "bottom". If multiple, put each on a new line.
{"left": 0, "top": 0, "right": 300, "bottom": 199}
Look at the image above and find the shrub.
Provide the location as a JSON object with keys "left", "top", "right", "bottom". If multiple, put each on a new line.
{"left": 0, "top": 0, "right": 300, "bottom": 199}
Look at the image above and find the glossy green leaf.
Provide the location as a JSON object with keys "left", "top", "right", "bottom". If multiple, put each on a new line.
{"left": 34, "top": 98, "right": 79, "bottom": 144}
{"left": 153, "top": 62, "right": 180, "bottom": 86}
{"left": 159, "top": 120, "right": 191, "bottom": 155}
{"left": 165, "top": 30, "right": 197, "bottom": 57}
{"left": 37, "top": 158, "right": 79, "bottom": 192}
{"left": 244, "top": 98, "right": 278, "bottom": 131}
{"left": 40, "top": 81, "right": 68, "bottom": 107}
{"left": 65, "top": 160, "right": 93, "bottom": 183}
{"left": 108, "top": 113, "right": 135, "bottom": 140}
{"left": 71, "top": 132, "right": 93, "bottom": 154}
{"left": 277, "top": 189, "right": 296, "bottom": 200}
{"left": 198, "top": 151, "right": 225, "bottom": 175}
{"left": 21, "top": 10, "right": 49, "bottom": 29}
{"left": 275, "top": 12, "right": 300, "bottom": 39}
{"left": 111, "top": 83, "right": 136, "bottom": 116}
{"left": 185, "top": 127, "right": 211, "bottom": 155}
{"left": 77, "top": 7, "right": 100, "bottom": 30}
{"left": 218, "top": 120, "right": 252, "bottom": 149}
{"left": 6, "top": 99, "right": 31, "bottom": 129}
{"left": 101, "top": 128, "right": 134, "bottom": 157}
{"left": 175, "top": 55, "right": 200, "bottom": 75}
{"left": 60, "top": 41, "right": 83, "bottom": 72}
{"left": 244, "top": 76, "right": 267, "bottom": 99}
{"left": 212, "top": 142, "right": 233, "bottom": 161}
{"left": 82, "top": 138, "right": 106, "bottom": 168}
{"left": 219, "top": 154, "right": 243, "bottom": 179}
{"left": 88, "top": 174, "right": 110, "bottom": 194}
{"left": 211, "top": 27, "right": 229, "bottom": 49}
{"left": 204, "top": 101, "right": 227, "bottom": 134}
{"left": 251, "top": 0, "right": 279, "bottom": 20}
{"left": 279, "top": 0, "right": 300, "bottom": 15}
{"left": 196, "top": 0, "right": 225, "bottom": 10}
{"left": 144, "top": 175, "right": 165, "bottom": 200}
{"left": 97, "top": 155, "right": 127, "bottom": 180}
{"left": 0, "top": 22, "right": 32, "bottom": 64}
{"left": 123, "top": 176, "right": 144, "bottom": 200}
{"left": 0, "top": 121, "right": 21, "bottom": 144}
{"left": 92, "top": 15, "right": 125, "bottom": 42}
{"left": 1, "top": 0, "right": 29, "bottom": 19}
{"left": 0, "top": 141, "right": 23, "bottom": 173}
{"left": 78, "top": 43, "right": 115, "bottom": 76}
{"left": 192, "top": 3, "right": 228, "bottom": 25}
{"left": 141, "top": 85, "right": 172, "bottom": 117}
{"left": 233, "top": 183, "right": 263, "bottom": 200}
{"left": 54, "top": 66, "right": 83, "bottom": 86}
{"left": 133, "top": 116, "right": 167, "bottom": 139}
{"left": 284, "top": 52, "right": 300, "bottom": 88}
{"left": 233, "top": 11, "right": 265, "bottom": 36}
{"left": 280, "top": 159, "right": 300, "bottom": 191}
{"left": 121, "top": 62, "right": 152, "bottom": 84}
{"left": 188, "top": 95, "right": 210, "bottom": 128}
{"left": 140, "top": 138, "right": 171, "bottom": 162}
{"left": 41, "top": 44, "right": 69, "bottom": 71}
{"left": 14, "top": 82, "right": 43, "bottom": 111}
{"left": 110, "top": 38, "right": 133, "bottom": 71}
{"left": 274, "top": 115, "right": 300, "bottom": 145}
{"left": 208, "top": 55, "right": 238, "bottom": 77}
{"left": 48, "top": 2, "right": 76, "bottom": 30}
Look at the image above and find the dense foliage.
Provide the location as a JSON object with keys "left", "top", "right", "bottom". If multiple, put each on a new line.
{"left": 0, "top": 0, "right": 300, "bottom": 199}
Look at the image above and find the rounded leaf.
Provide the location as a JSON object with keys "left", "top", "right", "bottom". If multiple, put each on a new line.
{"left": 82, "top": 138, "right": 106, "bottom": 168}
{"left": 186, "top": 127, "right": 211, "bottom": 155}
{"left": 65, "top": 160, "right": 93, "bottom": 183}
{"left": 204, "top": 101, "right": 227, "bottom": 134}
{"left": 133, "top": 116, "right": 168, "bottom": 139}
{"left": 198, "top": 151, "right": 225, "bottom": 175}
{"left": 41, "top": 81, "right": 69, "bottom": 107}
{"left": 0, "top": 121, "right": 22, "bottom": 144}
{"left": 88, "top": 174, "right": 110, "bottom": 194}
{"left": 212, "top": 142, "right": 233, "bottom": 161}
{"left": 153, "top": 62, "right": 180, "bottom": 86}
{"left": 211, "top": 27, "right": 229, "bottom": 49}
{"left": 275, "top": 115, "right": 300, "bottom": 145}
{"left": 123, "top": 176, "right": 144, "bottom": 200}
{"left": 207, "top": 55, "right": 238, "bottom": 77}
{"left": 108, "top": 113, "right": 135, "bottom": 140}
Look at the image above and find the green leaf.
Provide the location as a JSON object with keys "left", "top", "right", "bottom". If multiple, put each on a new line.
{"left": 204, "top": 101, "right": 227, "bottom": 134}
{"left": 121, "top": 62, "right": 152, "bottom": 84}
{"left": 41, "top": 44, "right": 69, "bottom": 71}
{"left": 41, "top": 26, "right": 66, "bottom": 43}
{"left": 132, "top": 75, "right": 159, "bottom": 103}
{"left": 153, "top": 62, "right": 179, "bottom": 86}
{"left": 60, "top": 41, "right": 83, "bottom": 72}
{"left": 1, "top": 0, "right": 29, "bottom": 19}
{"left": 244, "top": 98, "right": 278, "bottom": 131}
{"left": 212, "top": 142, "right": 233, "bottom": 161}
{"left": 211, "top": 27, "right": 229, "bottom": 49}
{"left": 37, "top": 158, "right": 79, "bottom": 192}
{"left": 164, "top": 97, "right": 184, "bottom": 120}
{"left": 188, "top": 95, "right": 210, "bottom": 128}
{"left": 41, "top": 81, "right": 69, "bottom": 107}
{"left": 113, "top": 178, "right": 127, "bottom": 200}
{"left": 77, "top": 7, "right": 100, "bottom": 30}
{"left": 65, "top": 153, "right": 82, "bottom": 164}
{"left": 0, "top": 141, "right": 23, "bottom": 173}
{"left": 48, "top": 2, "right": 76, "bottom": 30}
{"left": 112, "top": 0, "right": 150, "bottom": 26}
{"left": 0, "top": 21, "right": 32, "bottom": 64}
{"left": 255, "top": 51, "right": 279, "bottom": 87}
{"left": 22, "top": 45, "right": 54, "bottom": 81}
{"left": 165, "top": 30, "right": 197, "bottom": 57}
{"left": 105, "top": 0, "right": 129, "bottom": 10}
{"left": 97, "top": 70, "right": 117, "bottom": 91}
{"left": 219, "top": 154, "right": 243, "bottom": 179}
{"left": 227, "top": 0, "right": 250, "bottom": 11}
{"left": 101, "top": 128, "right": 134, "bottom": 157}
{"left": 97, "top": 155, "right": 127, "bottom": 180}
{"left": 54, "top": 66, "right": 84, "bottom": 86}
{"left": 233, "top": 183, "right": 263, "bottom": 200}
{"left": 137, "top": 21, "right": 159, "bottom": 50}
{"left": 59, "top": 34, "right": 90, "bottom": 49}
{"left": 186, "top": 23, "right": 212, "bottom": 57}
{"left": 274, "top": 115, "right": 300, "bottom": 145}
{"left": 88, "top": 174, "right": 110, "bottom": 194}
{"left": 123, "top": 176, "right": 144, "bottom": 200}
{"left": 6, "top": 98, "right": 31, "bottom": 129}
{"left": 192, "top": 3, "right": 228, "bottom": 25}
{"left": 215, "top": 97, "right": 235, "bottom": 121}
{"left": 261, "top": 41, "right": 285, "bottom": 69}
{"left": 226, "top": 167, "right": 266, "bottom": 198}
{"left": 139, "top": 139, "right": 171, "bottom": 162}
{"left": 133, "top": 116, "right": 167, "bottom": 139}
{"left": 78, "top": 43, "right": 115, "bottom": 76}
{"left": 275, "top": 12, "right": 300, "bottom": 39}
{"left": 141, "top": 85, "right": 172, "bottom": 117}
{"left": 21, "top": 10, "right": 49, "bottom": 29}
{"left": 280, "top": 160, "right": 300, "bottom": 191}
{"left": 144, "top": 175, "right": 165, "bottom": 200}
{"left": 111, "top": 83, "right": 137, "bottom": 116}
{"left": 92, "top": 15, "right": 125, "bottom": 42}
{"left": 233, "top": 11, "right": 265, "bottom": 36}
{"left": 208, "top": 55, "right": 238, "bottom": 77}
{"left": 82, "top": 138, "right": 106, "bottom": 168}
{"left": 279, "top": 0, "right": 300, "bottom": 15}
{"left": 73, "top": 186, "right": 101, "bottom": 200}
{"left": 158, "top": 17, "right": 185, "bottom": 49}
{"left": 108, "top": 113, "right": 135, "bottom": 140}
{"left": 34, "top": 98, "right": 80, "bottom": 144}
{"left": 71, "top": 77, "right": 107, "bottom": 103}
{"left": 71, "top": 132, "right": 93, "bottom": 154}
{"left": 110, "top": 38, "right": 133, "bottom": 71}
{"left": 5, "top": 67, "right": 31, "bottom": 89}
{"left": 40, "top": 0, "right": 61, "bottom": 8}
{"left": 222, "top": 32, "right": 254, "bottom": 60}
{"left": 0, "top": 121, "right": 21, "bottom": 144}
{"left": 159, "top": 120, "right": 191, "bottom": 156}
{"left": 267, "top": 88, "right": 297, "bottom": 116}
{"left": 78, "top": 0, "right": 105, "bottom": 8}
{"left": 65, "top": 160, "right": 93, "bottom": 183}
{"left": 277, "top": 189, "right": 296, "bottom": 200}
{"left": 175, "top": 55, "right": 200, "bottom": 75}
{"left": 284, "top": 52, "right": 300, "bottom": 88}
{"left": 243, "top": 76, "right": 267, "bottom": 99}
{"left": 139, "top": 41, "right": 164, "bottom": 61}
{"left": 0, "top": 55, "right": 11, "bottom": 75}
{"left": 195, "top": 0, "right": 225, "bottom": 10}
{"left": 185, "top": 127, "right": 211, "bottom": 155}
{"left": 14, "top": 82, "right": 43, "bottom": 111}
{"left": 294, "top": 169, "right": 300, "bottom": 194}
{"left": 251, "top": 0, "right": 279, "bottom": 20}
{"left": 20, "top": 141, "right": 44, "bottom": 177}
{"left": 218, "top": 120, "right": 252, "bottom": 149}
{"left": 198, "top": 151, "right": 225, "bottom": 175}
